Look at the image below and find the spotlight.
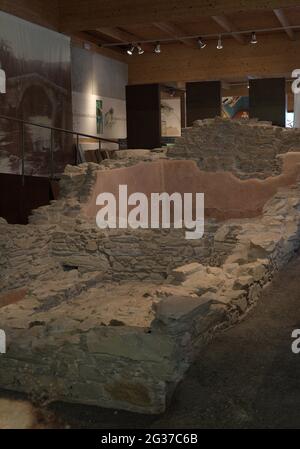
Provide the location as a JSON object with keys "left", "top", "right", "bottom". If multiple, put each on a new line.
{"left": 154, "top": 42, "right": 161, "bottom": 54}
{"left": 137, "top": 44, "right": 144, "bottom": 55}
{"left": 217, "top": 35, "right": 223, "bottom": 50}
{"left": 250, "top": 32, "right": 257, "bottom": 44}
{"left": 127, "top": 44, "right": 135, "bottom": 55}
{"left": 83, "top": 42, "right": 91, "bottom": 51}
{"left": 198, "top": 37, "right": 206, "bottom": 49}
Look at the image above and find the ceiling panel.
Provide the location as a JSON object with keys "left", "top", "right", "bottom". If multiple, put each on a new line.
{"left": 284, "top": 6, "right": 300, "bottom": 24}
{"left": 172, "top": 18, "right": 222, "bottom": 35}
{"left": 86, "top": 6, "right": 300, "bottom": 49}
{"left": 228, "top": 10, "right": 279, "bottom": 30}
{"left": 119, "top": 25, "right": 169, "bottom": 40}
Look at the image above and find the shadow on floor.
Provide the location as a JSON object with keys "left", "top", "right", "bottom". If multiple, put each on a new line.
{"left": 2, "top": 253, "right": 300, "bottom": 429}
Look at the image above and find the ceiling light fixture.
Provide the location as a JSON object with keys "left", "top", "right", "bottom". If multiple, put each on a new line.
{"left": 250, "top": 31, "right": 258, "bottom": 44}
{"left": 127, "top": 44, "right": 135, "bottom": 55}
{"left": 137, "top": 44, "right": 144, "bottom": 55}
{"left": 154, "top": 42, "right": 161, "bottom": 54}
{"left": 217, "top": 35, "right": 223, "bottom": 50}
{"left": 83, "top": 42, "right": 91, "bottom": 51}
{"left": 103, "top": 24, "right": 300, "bottom": 49}
{"left": 198, "top": 37, "right": 206, "bottom": 49}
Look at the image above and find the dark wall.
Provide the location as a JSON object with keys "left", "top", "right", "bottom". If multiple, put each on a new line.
{"left": 249, "top": 78, "right": 286, "bottom": 127}
{"left": 0, "top": 174, "right": 58, "bottom": 224}
{"left": 186, "top": 81, "right": 221, "bottom": 126}
{"left": 126, "top": 84, "right": 161, "bottom": 149}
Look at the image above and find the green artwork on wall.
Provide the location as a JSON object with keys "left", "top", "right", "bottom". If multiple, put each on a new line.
{"left": 96, "top": 99, "right": 103, "bottom": 134}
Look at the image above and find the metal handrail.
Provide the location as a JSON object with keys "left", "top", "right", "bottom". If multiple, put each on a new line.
{"left": 0, "top": 114, "right": 119, "bottom": 143}
{"left": 0, "top": 113, "right": 120, "bottom": 182}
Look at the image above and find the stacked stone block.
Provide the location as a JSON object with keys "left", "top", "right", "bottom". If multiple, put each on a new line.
{"left": 168, "top": 117, "right": 300, "bottom": 179}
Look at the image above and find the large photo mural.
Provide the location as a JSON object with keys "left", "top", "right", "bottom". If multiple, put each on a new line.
{"left": 0, "top": 12, "right": 73, "bottom": 176}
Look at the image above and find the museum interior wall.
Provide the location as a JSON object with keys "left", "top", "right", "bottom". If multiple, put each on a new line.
{"left": 0, "top": 13, "right": 130, "bottom": 222}
{"left": 71, "top": 46, "right": 128, "bottom": 143}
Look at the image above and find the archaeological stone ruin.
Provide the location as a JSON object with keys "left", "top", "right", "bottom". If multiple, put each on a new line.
{"left": 1, "top": 117, "right": 300, "bottom": 413}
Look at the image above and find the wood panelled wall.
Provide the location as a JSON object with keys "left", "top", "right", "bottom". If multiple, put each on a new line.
{"left": 0, "top": 0, "right": 59, "bottom": 29}
{"left": 59, "top": 0, "right": 300, "bottom": 31}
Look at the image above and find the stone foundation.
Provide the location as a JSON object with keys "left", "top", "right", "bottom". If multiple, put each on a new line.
{"left": 1, "top": 119, "right": 300, "bottom": 414}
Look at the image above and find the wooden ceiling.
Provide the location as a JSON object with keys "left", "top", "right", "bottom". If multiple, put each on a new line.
{"left": 2, "top": 1, "right": 300, "bottom": 42}
{"left": 1, "top": 0, "right": 300, "bottom": 85}
{"left": 0, "top": 0, "right": 60, "bottom": 30}
{"left": 70, "top": 3, "right": 300, "bottom": 86}
{"left": 77, "top": 6, "right": 300, "bottom": 53}
{"left": 59, "top": 0, "right": 300, "bottom": 31}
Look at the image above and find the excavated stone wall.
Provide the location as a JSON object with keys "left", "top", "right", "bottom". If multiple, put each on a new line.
{"left": 0, "top": 209, "right": 220, "bottom": 290}
{"left": 81, "top": 153, "right": 300, "bottom": 221}
{"left": 1, "top": 118, "right": 300, "bottom": 414}
{"left": 1, "top": 181, "right": 300, "bottom": 414}
{"left": 169, "top": 117, "right": 300, "bottom": 179}
{"left": 51, "top": 224, "right": 220, "bottom": 282}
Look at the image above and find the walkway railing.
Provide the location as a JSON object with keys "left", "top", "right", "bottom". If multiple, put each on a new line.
{"left": 0, "top": 114, "right": 119, "bottom": 182}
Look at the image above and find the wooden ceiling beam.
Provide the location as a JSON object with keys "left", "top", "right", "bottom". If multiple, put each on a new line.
{"left": 212, "top": 15, "right": 245, "bottom": 44}
{"left": 96, "top": 27, "right": 153, "bottom": 52}
{"left": 60, "top": 0, "right": 300, "bottom": 32}
{"left": 96, "top": 27, "right": 138, "bottom": 43}
{"left": 273, "top": 8, "right": 295, "bottom": 40}
{"left": 154, "top": 22, "right": 195, "bottom": 46}
{"left": 73, "top": 31, "right": 106, "bottom": 46}
{"left": 0, "top": 0, "right": 60, "bottom": 30}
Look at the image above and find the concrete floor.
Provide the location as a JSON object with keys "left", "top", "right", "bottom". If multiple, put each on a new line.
{"left": 1, "top": 252, "right": 300, "bottom": 429}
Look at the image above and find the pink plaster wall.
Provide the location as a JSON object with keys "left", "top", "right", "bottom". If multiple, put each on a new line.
{"left": 82, "top": 153, "right": 300, "bottom": 221}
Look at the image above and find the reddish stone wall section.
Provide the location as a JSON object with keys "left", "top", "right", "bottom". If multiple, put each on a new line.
{"left": 83, "top": 153, "right": 300, "bottom": 221}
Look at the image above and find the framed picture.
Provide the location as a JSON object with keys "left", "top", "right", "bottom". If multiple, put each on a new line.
{"left": 96, "top": 99, "right": 103, "bottom": 134}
